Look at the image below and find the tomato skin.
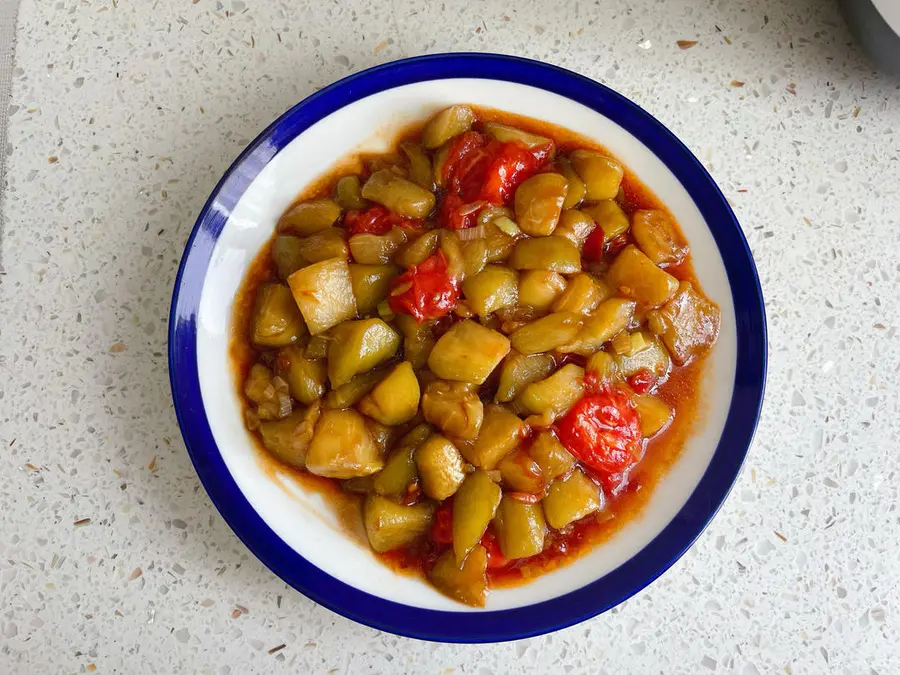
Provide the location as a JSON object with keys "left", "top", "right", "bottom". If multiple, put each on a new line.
{"left": 605, "top": 233, "right": 629, "bottom": 259}
{"left": 388, "top": 250, "right": 460, "bottom": 322}
{"left": 480, "top": 528, "right": 509, "bottom": 569}
{"left": 581, "top": 225, "right": 606, "bottom": 262}
{"left": 582, "top": 225, "right": 605, "bottom": 262}
{"left": 430, "top": 501, "right": 453, "bottom": 545}
{"left": 555, "top": 388, "right": 642, "bottom": 475}
{"left": 345, "top": 205, "right": 422, "bottom": 236}
{"left": 437, "top": 193, "right": 485, "bottom": 231}
{"left": 443, "top": 131, "right": 488, "bottom": 190}
{"left": 456, "top": 149, "right": 493, "bottom": 201}
{"left": 443, "top": 133, "right": 551, "bottom": 206}
{"left": 627, "top": 368, "right": 658, "bottom": 394}
{"left": 476, "top": 141, "right": 551, "bottom": 205}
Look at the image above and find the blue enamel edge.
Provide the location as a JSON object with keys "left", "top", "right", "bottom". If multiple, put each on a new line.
{"left": 168, "top": 53, "right": 767, "bottom": 643}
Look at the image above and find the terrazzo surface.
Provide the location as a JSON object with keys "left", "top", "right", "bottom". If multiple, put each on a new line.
{"left": 2, "top": 0, "right": 899, "bottom": 672}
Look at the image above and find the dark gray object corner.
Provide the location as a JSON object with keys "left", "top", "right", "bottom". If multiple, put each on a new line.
{"left": 839, "top": 0, "right": 900, "bottom": 77}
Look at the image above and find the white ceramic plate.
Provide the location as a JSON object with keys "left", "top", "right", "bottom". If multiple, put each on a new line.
{"left": 169, "top": 54, "right": 766, "bottom": 642}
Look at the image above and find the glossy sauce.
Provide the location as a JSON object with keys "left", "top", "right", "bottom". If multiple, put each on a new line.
{"left": 230, "top": 107, "right": 709, "bottom": 591}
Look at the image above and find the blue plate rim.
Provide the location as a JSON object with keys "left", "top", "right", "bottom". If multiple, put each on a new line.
{"left": 168, "top": 52, "right": 767, "bottom": 643}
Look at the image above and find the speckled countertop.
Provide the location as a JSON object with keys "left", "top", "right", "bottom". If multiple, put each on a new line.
{"left": 2, "top": 0, "right": 899, "bottom": 673}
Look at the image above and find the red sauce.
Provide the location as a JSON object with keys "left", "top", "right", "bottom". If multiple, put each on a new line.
{"left": 229, "top": 106, "right": 712, "bottom": 592}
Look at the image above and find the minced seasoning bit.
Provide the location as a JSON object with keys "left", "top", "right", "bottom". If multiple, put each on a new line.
{"left": 774, "top": 531, "right": 788, "bottom": 542}
{"left": 677, "top": 40, "right": 698, "bottom": 49}
{"left": 129, "top": 567, "right": 143, "bottom": 581}
{"left": 74, "top": 518, "right": 91, "bottom": 527}
{"left": 231, "top": 609, "right": 242, "bottom": 619}
{"left": 730, "top": 80, "right": 745, "bottom": 88}
{"left": 268, "top": 644, "right": 286, "bottom": 655}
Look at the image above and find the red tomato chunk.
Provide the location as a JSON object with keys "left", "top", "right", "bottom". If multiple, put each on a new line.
{"left": 582, "top": 225, "right": 605, "bottom": 262}
{"left": 627, "top": 369, "right": 659, "bottom": 394}
{"left": 438, "top": 193, "right": 486, "bottom": 231}
{"left": 345, "top": 205, "right": 422, "bottom": 235}
{"left": 388, "top": 250, "right": 460, "bottom": 322}
{"left": 556, "top": 388, "right": 642, "bottom": 475}
{"left": 605, "top": 233, "right": 629, "bottom": 259}
{"left": 476, "top": 141, "right": 551, "bottom": 205}
{"left": 443, "top": 131, "right": 552, "bottom": 206}
{"left": 443, "top": 131, "right": 488, "bottom": 192}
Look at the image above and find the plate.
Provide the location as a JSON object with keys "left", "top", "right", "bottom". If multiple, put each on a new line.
{"left": 169, "top": 53, "right": 767, "bottom": 642}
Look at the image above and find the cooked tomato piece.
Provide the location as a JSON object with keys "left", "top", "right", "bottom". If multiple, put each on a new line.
{"left": 605, "top": 233, "right": 629, "bottom": 259}
{"left": 480, "top": 528, "right": 509, "bottom": 569}
{"left": 582, "top": 225, "right": 605, "bottom": 262}
{"left": 344, "top": 205, "right": 422, "bottom": 235}
{"left": 555, "top": 388, "right": 642, "bottom": 475}
{"left": 430, "top": 501, "right": 453, "bottom": 545}
{"left": 438, "top": 193, "right": 486, "bottom": 230}
{"left": 627, "top": 368, "right": 658, "bottom": 394}
{"left": 443, "top": 131, "right": 488, "bottom": 190}
{"left": 474, "top": 141, "right": 552, "bottom": 205}
{"left": 455, "top": 149, "right": 493, "bottom": 200}
{"left": 388, "top": 250, "right": 460, "bottom": 322}
{"left": 443, "top": 133, "right": 551, "bottom": 206}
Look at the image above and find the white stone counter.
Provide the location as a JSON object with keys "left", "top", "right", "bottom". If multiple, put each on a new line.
{"left": 1, "top": 0, "right": 898, "bottom": 672}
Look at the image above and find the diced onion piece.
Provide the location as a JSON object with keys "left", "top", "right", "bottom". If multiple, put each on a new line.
{"left": 271, "top": 376, "right": 293, "bottom": 418}
{"left": 610, "top": 331, "right": 633, "bottom": 356}
{"left": 493, "top": 216, "right": 521, "bottom": 237}
{"left": 457, "top": 225, "right": 486, "bottom": 241}
{"left": 460, "top": 200, "right": 488, "bottom": 216}
{"left": 277, "top": 392, "right": 292, "bottom": 418}
{"left": 629, "top": 332, "right": 648, "bottom": 355}
{"left": 611, "top": 330, "right": 649, "bottom": 357}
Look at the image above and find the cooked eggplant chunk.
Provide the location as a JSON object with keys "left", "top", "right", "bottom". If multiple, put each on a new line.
{"left": 236, "top": 107, "right": 719, "bottom": 608}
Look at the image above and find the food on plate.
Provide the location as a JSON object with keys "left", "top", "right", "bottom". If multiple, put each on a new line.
{"left": 232, "top": 105, "right": 720, "bottom": 606}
